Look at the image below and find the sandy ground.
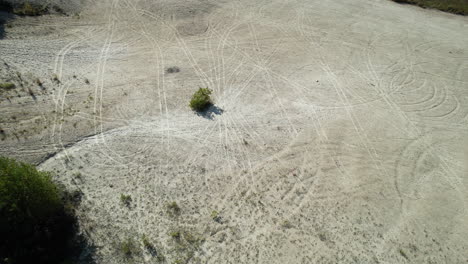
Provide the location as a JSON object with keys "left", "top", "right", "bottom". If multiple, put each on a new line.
{"left": 1, "top": 0, "right": 468, "bottom": 263}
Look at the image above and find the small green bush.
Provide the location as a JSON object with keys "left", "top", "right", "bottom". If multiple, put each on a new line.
{"left": 169, "top": 231, "right": 181, "bottom": 240}
{"left": 120, "top": 238, "right": 136, "bottom": 257}
{"left": 166, "top": 66, "right": 180, "bottom": 74}
{"left": 0, "top": 82, "right": 15, "bottom": 90}
{"left": 211, "top": 210, "right": 221, "bottom": 223}
{"left": 120, "top": 194, "right": 132, "bottom": 206}
{"left": 167, "top": 201, "right": 180, "bottom": 216}
{"left": 189, "top": 88, "right": 212, "bottom": 112}
{"left": 13, "top": 2, "right": 46, "bottom": 16}
{"left": 142, "top": 234, "right": 154, "bottom": 250}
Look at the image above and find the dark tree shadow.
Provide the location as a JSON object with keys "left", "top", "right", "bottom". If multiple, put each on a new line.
{"left": 196, "top": 104, "right": 224, "bottom": 120}
{"left": 73, "top": 236, "right": 98, "bottom": 264}
{"left": 0, "top": 19, "right": 4, "bottom": 39}
{"left": 0, "top": 3, "right": 14, "bottom": 39}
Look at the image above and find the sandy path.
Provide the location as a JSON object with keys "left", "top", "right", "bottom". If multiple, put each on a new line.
{"left": 1, "top": 0, "right": 468, "bottom": 263}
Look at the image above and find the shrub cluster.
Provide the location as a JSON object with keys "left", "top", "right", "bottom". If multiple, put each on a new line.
{"left": 189, "top": 88, "right": 213, "bottom": 112}
{"left": 0, "top": 157, "right": 81, "bottom": 264}
{"left": 0, "top": 83, "right": 15, "bottom": 90}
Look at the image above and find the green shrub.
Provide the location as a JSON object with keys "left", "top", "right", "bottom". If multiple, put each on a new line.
{"left": 210, "top": 210, "right": 221, "bottom": 223}
{"left": 167, "top": 201, "right": 180, "bottom": 216}
{"left": 120, "top": 194, "right": 132, "bottom": 206}
{"left": 189, "top": 88, "right": 212, "bottom": 112}
{"left": 0, "top": 157, "right": 79, "bottom": 264}
{"left": 169, "top": 231, "right": 181, "bottom": 240}
{"left": 142, "top": 234, "right": 153, "bottom": 249}
{"left": 166, "top": 66, "right": 180, "bottom": 74}
{"left": 120, "top": 238, "right": 136, "bottom": 257}
{"left": 13, "top": 2, "right": 47, "bottom": 16}
{"left": 399, "top": 248, "right": 409, "bottom": 260}
{"left": 0, "top": 82, "right": 15, "bottom": 90}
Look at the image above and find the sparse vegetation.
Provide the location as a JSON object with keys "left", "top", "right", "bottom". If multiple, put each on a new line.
{"left": 168, "top": 229, "right": 204, "bottom": 263}
{"left": 392, "top": 0, "right": 468, "bottom": 15}
{"left": 156, "top": 254, "right": 166, "bottom": 262}
{"left": 281, "top": 220, "right": 293, "bottom": 229}
{"left": 166, "top": 66, "right": 180, "bottom": 74}
{"left": 120, "top": 238, "right": 136, "bottom": 257}
{"left": 399, "top": 248, "right": 409, "bottom": 260}
{"left": 318, "top": 233, "right": 327, "bottom": 242}
{"left": 167, "top": 201, "right": 181, "bottom": 216}
{"left": 13, "top": 2, "right": 47, "bottom": 16}
{"left": 0, "top": 157, "right": 84, "bottom": 264}
{"left": 183, "top": 231, "right": 203, "bottom": 245}
{"left": 52, "top": 74, "right": 60, "bottom": 83}
{"left": 170, "top": 231, "right": 181, "bottom": 240}
{"left": 120, "top": 194, "right": 132, "bottom": 206}
{"left": 35, "top": 78, "right": 43, "bottom": 87}
{"left": 189, "top": 88, "right": 213, "bottom": 112}
{"left": 211, "top": 210, "right": 222, "bottom": 223}
{"left": 142, "top": 234, "right": 154, "bottom": 250}
{"left": 0, "top": 82, "right": 15, "bottom": 90}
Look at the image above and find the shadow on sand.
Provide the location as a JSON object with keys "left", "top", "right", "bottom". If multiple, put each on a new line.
{"left": 196, "top": 104, "right": 224, "bottom": 120}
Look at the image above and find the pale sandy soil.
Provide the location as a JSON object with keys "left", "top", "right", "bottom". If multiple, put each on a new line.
{"left": 1, "top": 0, "right": 468, "bottom": 263}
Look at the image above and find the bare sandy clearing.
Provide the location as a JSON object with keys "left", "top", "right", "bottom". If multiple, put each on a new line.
{"left": 1, "top": 0, "right": 468, "bottom": 263}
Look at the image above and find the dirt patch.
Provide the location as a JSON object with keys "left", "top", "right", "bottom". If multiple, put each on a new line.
{"left": 1, "top": 0, "right": 468, "bottom": 263}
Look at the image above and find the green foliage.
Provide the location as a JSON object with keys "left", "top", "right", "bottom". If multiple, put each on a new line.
{"left": 142, "top": 234, "right": 153, "bottom": 249}
{"left": 183, "top": 231, "right": 203, "bottom": 245}
{"left": 156, "top": 254, "right": 166, "bottom": 262}
{"left": 189, "top": 88, "right": 212, "bottom": 112}
{"left": 0, "top": 83, "right": 15, "bottom": 90}
{"left": 13, "top": 2, "right": 47, "bottom": 16}
{"left": 170, "top": 231, "right": 181, "bottom": 240}
{"left": 167, "top": 201, "right": 180, "bottom": 216}
{"left": 392, "top": 0, "right": 468, "bottom": 15}
{"left": 120, "top": 194, "right": 132, "bottom": 206}
{"left": 210, "top": 210, "right": 221, "bottom": 223}
{"left": 281, "top": 220, "right": 293, "bottom": 229}
{"left": 168, "top": 229, "right": 204, "bottom": 264}
{"left": 399, "top": 248, "right": 409, "bottom": 260}
{"left": 210, "top": 210, "right": 218, "bottom": 219}
{"left": 120, "top": 238, "right": 136, "bottom": 257}
{"left": 52, "top": 74, "right": 60, "bottom": 83}
{"left": 0, "top": 156, "right": 61, "bottom": 223}
{"left": 0, "top": 157, "right": 79, "bottom": 264}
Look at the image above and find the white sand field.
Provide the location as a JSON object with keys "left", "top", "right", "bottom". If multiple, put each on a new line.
{"left": 1, "top": 0, "right": 467, "bottom": 263}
